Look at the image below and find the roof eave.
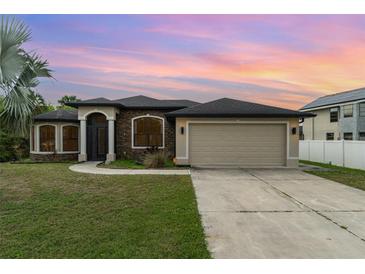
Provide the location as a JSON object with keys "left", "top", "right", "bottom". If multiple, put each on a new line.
{"left": 65, "top": 102, "right": 190, "bottom": 110}
{"left": 33, "top": 118, "right": 79, "bottom": 123}
{"left": 300, "top": 98, "right": 365, "bottom": 111}
{"left": 123, "top": 106, "right": 188, "bottom": 110}
{"left": 166, "top": 113, "right": 316, "bottom": 118}
{"left": 65, "top": 102, "right": 121, "bottom": 107}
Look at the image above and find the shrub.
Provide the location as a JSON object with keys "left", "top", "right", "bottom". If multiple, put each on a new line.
{"left": 0, "top": 129, "right": 29, "bottom": 162}
{"left": 143, "top": 151, "right": 167, "bottom": 168}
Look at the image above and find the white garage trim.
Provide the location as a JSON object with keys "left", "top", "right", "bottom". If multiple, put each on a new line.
{"left": 176, "top": 120, "right": 290, "bottom": 162}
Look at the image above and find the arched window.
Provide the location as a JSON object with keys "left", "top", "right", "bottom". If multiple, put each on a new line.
{"left": 39, "top": 125, "right": 55, "bottom": 152}
{"left": 133, "top": 117, "right": 163, "bottom": 147}
{"left": 63, "top": 126, "right": 79, "bottom": 151}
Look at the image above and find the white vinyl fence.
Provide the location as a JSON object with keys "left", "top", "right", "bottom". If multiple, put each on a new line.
{"left": 299, "top": 140, "right": 365, "bottom": 170}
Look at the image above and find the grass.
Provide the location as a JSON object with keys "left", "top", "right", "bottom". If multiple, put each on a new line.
{"left": 101, "top": 159, "right": 178, "bottom": 169}
{"left": 300, "top": 160, "right": 365, "bottom": 191}
{"left": 102, "top": 159, "right": 145, "bottom": 169}
{"left": 0, "top": 163, "right": 210, "bottom": 258}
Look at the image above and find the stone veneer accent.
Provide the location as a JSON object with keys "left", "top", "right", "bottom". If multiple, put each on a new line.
{"left": 116, "top": 109, "right": 176, "bottom": 161}
{"left": 30, "top": 153, "right": 78, "bottom": 162}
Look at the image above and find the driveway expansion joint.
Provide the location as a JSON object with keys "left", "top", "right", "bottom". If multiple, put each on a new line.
{"left": 246, "top": 170, "right": 365, "bottom": 243}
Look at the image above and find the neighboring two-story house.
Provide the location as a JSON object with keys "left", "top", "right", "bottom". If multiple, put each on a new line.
{"left": 300, "top": 87, "right": 365, "bottom": 141}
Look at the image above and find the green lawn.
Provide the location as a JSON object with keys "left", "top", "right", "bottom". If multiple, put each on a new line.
{"left": 300, "top": 160, "right": 365, "bottom": 191}
{"left": 101, "top": 159, "right": 177, "bottom": 169}
{"left": 0, "top": 163, "right": 210, "bottom": 258}
{"left": 101, "top": 159, "right": 145, "bottom": 169}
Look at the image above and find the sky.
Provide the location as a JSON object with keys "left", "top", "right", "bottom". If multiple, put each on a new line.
{"left": 17, "top": 15, "right": 365, "bottom": 109}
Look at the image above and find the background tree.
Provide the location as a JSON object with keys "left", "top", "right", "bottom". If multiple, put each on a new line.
{"left": 57, "top": 95, "right": 81, "bottom": 109}
{"left": 30, "top": 90, "right": 55, "bottom": 114}
{"left": 0, "top": 16, "right": 52, "bottom": 136}
{"left": 0, "top": 92, "right": 54, "bottom": 161}
{"left": 0, "top": 96, "right": 29, "bottom": 161}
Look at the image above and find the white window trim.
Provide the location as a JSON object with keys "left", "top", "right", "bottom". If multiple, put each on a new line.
{"left": 359, "top": 102, "right": 365, "bottom": 117}
{"left": 176, "top": 120, "right": 292, "bottom": 161}
{"left": 343, "top": 104, "right": 353, "bottom": 118}
{"left": 131, "top": 114, "right": 165, "bottom": 149}
{"left": 343, "top": 132, "right": 353, "bottom": 140}
{"left": 33, "top": 123, "right": 58, "bottom": 153}
{"left": 60, "top": 124, "right": 80, "bottom": 153}
{"left": 31, "top": 123, "right": 80, "bottom": 154}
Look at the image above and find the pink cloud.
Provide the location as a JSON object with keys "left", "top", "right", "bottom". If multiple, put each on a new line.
{"left": 30, "top": 15, "right": 365, "bottom": 109}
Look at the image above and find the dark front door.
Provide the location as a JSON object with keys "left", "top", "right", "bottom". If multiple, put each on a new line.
{"left": 87, "top": 113, "right": 108, "bottom": 161}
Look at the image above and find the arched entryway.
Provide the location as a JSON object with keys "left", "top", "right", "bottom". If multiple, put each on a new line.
{"left": 87, "top": 113, "right": 108, "bottom": 161}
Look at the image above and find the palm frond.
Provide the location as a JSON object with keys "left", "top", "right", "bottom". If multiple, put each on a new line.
{"left": 0, "top": 86, "right": 35, "bottom": 135}
{"left": 0, "top": 16, "right": 31, "bottom": 50}
{"left": 0, "top": 16, "right": 53, "bottom": 136}
{"left": 0, "top": 16, "right": 31, "bottom": 84}
{"left": 24, "top": 52, "right": 53, "bottom": 78}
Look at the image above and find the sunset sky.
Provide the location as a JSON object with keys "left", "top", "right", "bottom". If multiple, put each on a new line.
{"left": 19, "top": 15, "right": 365, "bottom": 109}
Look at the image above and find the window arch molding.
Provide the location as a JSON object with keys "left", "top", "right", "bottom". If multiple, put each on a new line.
{"left": 81, "top": 109, "right": 115, "bottom": 121}
{"left": 131, "top": 115, "right": 165, "bottom": 149}
{"left": 60, "top": 124, "right": 80, "bottom": 153}
{"left": 38, "top": 124, "right": 57, "bottom": 153}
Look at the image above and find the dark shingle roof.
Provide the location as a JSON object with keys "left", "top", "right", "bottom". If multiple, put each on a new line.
{"left": 33, "top": 109, "right": 78, "bottom": 122}
{"left": 66, "top": 97, "right": 120, "bottom": 107}
{"left": 301, "top": 87, "right": 365, "bottom": 110}
{"left": 166, "top": 98, "right": 315, "bottom": 118}
{"left": 66, "top": 95, "right": 200, "bottom": 109}
{"left": 161, "top": 99, "right": 199, "bottom": 108}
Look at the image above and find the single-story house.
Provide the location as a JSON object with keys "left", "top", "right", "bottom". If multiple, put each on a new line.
{"left": 30, "top": 95, "right": 314, "bottom": 167}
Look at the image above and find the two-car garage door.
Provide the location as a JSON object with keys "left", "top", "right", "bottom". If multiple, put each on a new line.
{"left": 189, "top": 123, "right": 287, "bottom": 167}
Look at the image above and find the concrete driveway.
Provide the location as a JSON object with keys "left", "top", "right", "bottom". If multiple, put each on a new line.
{"left": 191, "top": 168, "right": 365, "bottom": 258}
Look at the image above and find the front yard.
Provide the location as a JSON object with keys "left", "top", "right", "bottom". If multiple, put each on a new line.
{"left": 301, "top": 160, "right": 365, "bottom": 191}
{"left": 0, "top": 163, "right": 210, "bottom": 258}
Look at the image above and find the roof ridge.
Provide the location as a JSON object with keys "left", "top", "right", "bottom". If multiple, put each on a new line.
{"left": 301, "top": 86, "right": 365, "bottom": 110}
{"left": 162, "top": 99, "right": 197, "bottom": 102}
{"left": 89, "top": 96, "right": 109, "bottom": 100}
{"left": 221, "top": 97, "right": 298, "bottom": 112}
{"left": 173, "top": 98, "right": 218, "bottom": 110}
{"left": 166, "top": 97, "right": 314, "bottom": 118}
{"left": 317, "top": 86, "right": 365, "bottom": 99}
{"left": 113, "top": 94, "right": 160, "bottom": 101}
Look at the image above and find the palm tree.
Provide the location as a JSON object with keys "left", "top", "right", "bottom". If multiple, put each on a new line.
{"left": 0, "top": 16, "right": 52, "bottom": 136}
{"left": 57, "top": 95, "right": 81, "bottom": 109}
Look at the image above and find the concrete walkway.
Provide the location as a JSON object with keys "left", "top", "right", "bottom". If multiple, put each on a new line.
{"left": 69, "top": 161, "right": 190, "bottom": 175}
{"left": 191, "top": 168, "right": 365, "bottom": 258}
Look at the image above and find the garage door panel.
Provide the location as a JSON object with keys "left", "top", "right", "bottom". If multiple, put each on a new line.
{"left": 189, "top": 124, "right": 286, "bottom": 167}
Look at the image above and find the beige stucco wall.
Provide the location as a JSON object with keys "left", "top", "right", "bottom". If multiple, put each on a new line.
{"left": 31, "top": 121, "right": 80, "bottom": 153}
{"left": 175, "top": 117, "right": 299, "bottom": 167}
{"left": 302, "top": 108, "right": 340, "bottom": 140}
{"left": 78, "top": 106, "right": 119, "bottom": 120}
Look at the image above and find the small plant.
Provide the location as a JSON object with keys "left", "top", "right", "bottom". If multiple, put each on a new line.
{"left": 143, "top": 150, "right": 167, "bottom": 168}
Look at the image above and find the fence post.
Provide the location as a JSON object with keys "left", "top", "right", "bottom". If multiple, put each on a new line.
{"left": 308, "top": 140, "right": 311, "bottom": 161}
{"left": 322, "top": 141, "right": 326, "bottom": 163}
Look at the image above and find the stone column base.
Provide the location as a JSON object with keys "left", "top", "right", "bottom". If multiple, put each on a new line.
{"left": 78, "top": 154, "right": 87, "bottom": 162}
{"left": 106, "top": 153, "right": 116, "bottom": 164}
